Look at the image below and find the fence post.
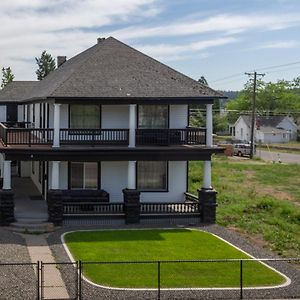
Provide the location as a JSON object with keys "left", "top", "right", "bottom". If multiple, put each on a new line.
{"left": 41, "top": 261, "right": 44, "bottom": 300}
{"left": 157, "top": 261, "right": 161, "bottom": 300}
{"left": 78, "top": 261, "right": 82, "bottom": 300}
{"left": 37, "top": 261, "right": 40, "bottom": 300}
{"left": 240, "top": 260, "right": 243, "bottom": 299}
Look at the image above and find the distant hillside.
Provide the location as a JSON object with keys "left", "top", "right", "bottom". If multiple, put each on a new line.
{"left": 218, "top": 90, "right": 239, "bottom": 100}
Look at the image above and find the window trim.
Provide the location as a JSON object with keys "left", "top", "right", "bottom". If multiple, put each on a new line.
{"left": 136, "top": 161, "right": 169, "bottom": 192}
{"left": 68, "top": 104, "right": 102, "bottom": 129}
{"left": 137, "top": 105, "right": 170, "bottom": 129}
{"left": 68, "top": 161, "right": 101, "bottom": 190}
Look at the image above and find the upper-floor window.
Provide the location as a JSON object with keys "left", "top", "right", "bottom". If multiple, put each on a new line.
{"left": 138, "top": 105, "right": 168, "bottom": 128}
{"left": 70, "top": 105, "right": 100, "bottom": 128}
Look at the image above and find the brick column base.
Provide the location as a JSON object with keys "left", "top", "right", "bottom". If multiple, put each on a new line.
{"left": 123, "top": 189, "right": 141, "bottom": 224}
{"left": 47, "top": 190, "right": 63, "bottom": 226}
{"left": 198, "top": 188, "right": 218, "bottom": 224}
{"left": 0, "top": 190, "right": 15, "bottom": 226}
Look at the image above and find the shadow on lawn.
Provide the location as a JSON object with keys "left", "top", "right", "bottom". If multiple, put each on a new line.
{"left": 64, "top": 228, "right": 192, "bottom": 243}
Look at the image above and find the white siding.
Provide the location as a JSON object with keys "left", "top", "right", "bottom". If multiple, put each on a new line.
{"left": 234, "top": 118, "right": 250, "bottom": 141}
{"left": 34, "top": 103, "right": 40, "bottom": 128}
{"left": 277, "top": 118, "right": 298, "bottom": 140}
{"left": 48, "top": 104, "right": 54, "bottom": 128}
{"left": 169, "top": 105, "right": 188, "bottom": 128}
{"left": 20, "top": 161, "right": 31, "bottom": 177}
{"left": 30, "top": 161, "right": 42, "bottom": 193}
{"left": 48, "top": 161, "right": 68, "bottom": 190}
{"left": 101, "top": 161, "right": 127, "bottom": 201}
{"left": 140, "top": 161, "right": 187, "bottom": 203}
{"left": 0, "top": 106, "right": 6, "bottom": 122}
{"left": 101, "top": 105, "right": 129, "bottom": 128}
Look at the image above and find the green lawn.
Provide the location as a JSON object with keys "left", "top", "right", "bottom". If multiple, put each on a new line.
{"left": 189, "top": 156, "right": 300, "bottom": 258}
{"left": 64, "top": 229, "right": 285, "bottom": 288}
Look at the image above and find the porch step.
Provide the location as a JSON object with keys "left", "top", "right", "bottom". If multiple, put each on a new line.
{"left": 8, "top": 221, "right": 55, "bottom": 233}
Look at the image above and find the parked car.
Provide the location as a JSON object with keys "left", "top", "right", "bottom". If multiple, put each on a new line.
{"left": 233, "top": 143, "right": 252, "bottom": 156}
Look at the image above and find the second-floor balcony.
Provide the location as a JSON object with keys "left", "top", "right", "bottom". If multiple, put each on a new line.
{"left": 0, "top": 122, "right": 206, "bottom": 147}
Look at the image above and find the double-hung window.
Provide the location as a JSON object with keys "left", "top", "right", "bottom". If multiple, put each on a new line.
{"left": 70, "top": 162, "right": 98, "bottom": 189}
{"left": 137, "top": 161, "right": 167, "bottom": 191}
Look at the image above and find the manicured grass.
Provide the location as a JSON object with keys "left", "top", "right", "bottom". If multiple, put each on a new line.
{"left": 64, "top": 229, "right": 285, "bottom": 288}
{"left": 189, "top": 156, "right": 300, "bottom": 258}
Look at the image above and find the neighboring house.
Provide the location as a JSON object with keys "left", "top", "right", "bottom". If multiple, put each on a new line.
{"left": 233, "top": 115, "right": 298, "bottom": 144}
{"left": 0, "top": 37, "right": 225, "bottom": 226}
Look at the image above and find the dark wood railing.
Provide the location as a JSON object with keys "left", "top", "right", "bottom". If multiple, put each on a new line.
{"left": 184, "top": 192, "right": 199, "bottom": 203}
{"left": 60, "top": 128, "right": 129, "bottom": 145}
{"left": 136, "top": 128, "right": 206, "bottom": 146}
{"left": 140, "top": 202, "right": 200, "bottom": 215}
{"left": 63, "top": 202, "right": 124, "bottom": 215}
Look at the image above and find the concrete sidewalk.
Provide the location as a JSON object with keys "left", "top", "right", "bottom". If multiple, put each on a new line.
{"left": 22, "top": 234, "right": 69, "bottom": 299}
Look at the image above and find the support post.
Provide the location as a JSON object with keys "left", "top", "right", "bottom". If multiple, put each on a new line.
{"left": 129, "top": 104, "right": 136, "bottom": 148}
{"left": 2, "top": 160, "right": 11, "bottom": 190}
{"left": 127, "top": 161, "right": 136, "bottom": 189}
{"left": 123, "top": 188, "right": 140, "bottom": 224}
{"left": 53, "top": 103, "right": 61, "bottom": 148}
{"left": 198, "top": 188, "right": 217, "bottom": 224}
{"left": 51, "top": 161, "right": 60, "bottom": 190}
{"left": 0, "top": 190, "right": 14, "bottom": 225}
{"left": 203, "top": 160, "right": 211, "bottom": 189}
{"left": 206, "top": 103, "right": 213, "bottom": 147}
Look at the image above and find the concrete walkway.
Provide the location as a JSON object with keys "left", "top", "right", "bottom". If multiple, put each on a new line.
{"left": 22, "top": 233, "right": 69, "bottom": 299}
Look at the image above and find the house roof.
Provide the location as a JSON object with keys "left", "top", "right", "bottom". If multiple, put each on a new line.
{"left": 0, "top": 81, "right": 38, "bottom": 102}
{"left": 18, "top": 37, "right": 223, "bottom": 102}
{"left": 238, "top": 115, "right": 287, "bottom": 128}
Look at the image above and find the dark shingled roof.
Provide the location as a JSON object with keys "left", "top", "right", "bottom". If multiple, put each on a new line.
{"left": 241, "top": 115, "right": 286, "bottom": 127}
{"left": 22, "top": 37, "right": 223, "bottom": 101}
{"left": 0, "top": 81, "right": 38, "bottom": 102}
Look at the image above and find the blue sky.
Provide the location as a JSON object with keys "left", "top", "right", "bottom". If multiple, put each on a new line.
{"left": 1, "top": 0, "right": 300, "bottom": 90}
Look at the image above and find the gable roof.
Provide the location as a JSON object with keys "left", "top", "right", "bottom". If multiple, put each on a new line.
{"left": 21, "top": 37, "right": 223, "bottom": 102}
{"left": 237, "top": 115, "right": 290, "bottom": 128}
{"left": 0, "top": 81, "right": 38, "bottom": 102}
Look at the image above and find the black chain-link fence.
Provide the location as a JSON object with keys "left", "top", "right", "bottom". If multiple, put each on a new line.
{"left": 0, "top": 258, "right": 299, "bottom": 299}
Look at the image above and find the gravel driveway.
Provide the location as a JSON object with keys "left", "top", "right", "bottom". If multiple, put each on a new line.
{"left": 257, "top": 150, "right": 300, "bottom": 164}
{"left": 47, "top": 224, "right": 300, "bottom": 299}
{"left": 0, "top": 228, "right": 37, "bottom": 300}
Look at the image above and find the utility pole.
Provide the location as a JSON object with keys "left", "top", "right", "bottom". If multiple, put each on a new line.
{"left": 245, "top": 71, "right": 265, "bottom": 159}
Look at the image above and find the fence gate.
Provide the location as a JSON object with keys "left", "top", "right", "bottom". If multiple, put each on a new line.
{"left": 40, "top": 262, "right": 80, "bottom": 300}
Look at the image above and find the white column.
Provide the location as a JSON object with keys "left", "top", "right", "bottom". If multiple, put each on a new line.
{"left": 127, "top": 161, "right": 136, "bottom": 189}
{"left": 203, "top": 160, "right": 212, "bottom": 189}
{"left": 3, "top": 160, "right": 11, "bottom": 190}
{"left": 206, "top": 103, "right": 213, "bottom": 147}
{"left": 53, "top": 103, "right": 61, "bottom": 148}
{"left": 51, "top": 161, "right": 60, "bottom": 190}
{"left": 129, "top": 104, "right": 136, "bottom": 148}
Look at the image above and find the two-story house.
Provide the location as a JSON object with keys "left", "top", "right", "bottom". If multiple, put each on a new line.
{"left": 0, "top": 37, "right": 224, "bottom": 227}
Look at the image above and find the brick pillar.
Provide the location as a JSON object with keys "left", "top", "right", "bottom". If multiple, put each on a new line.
{"left": 123, "top": 188, "right": 140, "bottom": 224}
{"left": 47, "top": 190, "right": 63, "bottom": 226}
{"left": 198, "top": 188, "right": 217, "bottom": 224}
{"left": 0, "top": 190, "right": 14, "bottom": 226}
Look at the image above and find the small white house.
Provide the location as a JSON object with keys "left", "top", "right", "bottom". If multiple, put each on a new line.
{"left": 233, "top": 115, "right": 298, "bottom": 144}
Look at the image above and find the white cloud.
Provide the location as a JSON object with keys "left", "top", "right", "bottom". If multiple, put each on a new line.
{"left": 259, "top": 40, "right": 299, "bottom": 49}
{"left": 135, "top": 37, "right": 237, "bottom": 61}
{"left": 107, "top": 13, "right": 300, "bottom": 40}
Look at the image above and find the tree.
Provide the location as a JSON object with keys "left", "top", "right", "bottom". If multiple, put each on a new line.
{"left": 198, "top": 76, "right": 208, "bottom": 86}
{"left": 35, "top": 50, "right": 56, "bottom": 80}
{"left": 1, "top": 67, "right": 14, "bottom": 88}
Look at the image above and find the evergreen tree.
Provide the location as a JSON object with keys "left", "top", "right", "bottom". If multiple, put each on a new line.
{"left": 1, "top": 67, "right": 14, "bottom": 88}
{"left": 35, "top": 50, "right": 56, "bottom": 80}
{"left": 198, "top": 76, "right": 208, "bottom": 86}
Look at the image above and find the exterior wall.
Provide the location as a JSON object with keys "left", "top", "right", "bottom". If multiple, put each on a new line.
{"left": 20, "top": 161, "right": 31, "bottom": 177}
{"left": 169, "top": 105, "right": 188, "bottom": 128}
{"left": 48, "top": 104, "right": 54, "bottom": 128}
{"left": 30, "top": 161, "right": 42, "bottom": 194}
{"left": 0, "top": 106, "right": 6, "bottom": 122}
{"left": 102, "top": 105, "right": 129, "bottom": 128}
{"left": 140, "top": 161, "right": 187, "bottom": 203}
{"left": 277, "top": 118, "right": 298, "bottom": 140}
{"left": 48, "top": 161, "right": 68, "bottom": 190}
{"left": 101, "top": 161, "right": 127, "bottom": 201}
{"left": 234, "top": 118, "right": 250, "bottom": 141}
{"left": 262, "top": 132, "right": 290, "bottom": 144}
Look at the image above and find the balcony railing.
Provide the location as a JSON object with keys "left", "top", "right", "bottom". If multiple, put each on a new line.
{"left": 0, "top": 123, "right": 206, "bottom": 147}
{"left": 136, "top": 128, "right": 206, "bottom": 146}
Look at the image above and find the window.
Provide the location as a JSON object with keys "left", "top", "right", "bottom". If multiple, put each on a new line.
{"left": 138, "top": 105, "right": 168, "bottom": 128}
{"left": 70, "top": 162, "right": 98, "bottom": 189}
{"left": 70, "top": 105, "right": 100, "bottom": 128}
{"left": 137, "top": 161, "right": 167, "bottom": 191}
